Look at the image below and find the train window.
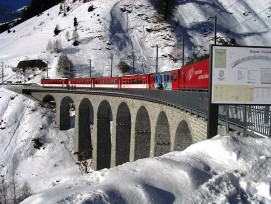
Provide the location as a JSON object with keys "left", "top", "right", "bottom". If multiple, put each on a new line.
{"left": 164, "top": 75, "right": 170, "bottom": 82}
{"left": 156, "top": 76, "right": 161, "bottom": 83}
{"left": 173, "top": 74, "right": 177, "bottom": 82}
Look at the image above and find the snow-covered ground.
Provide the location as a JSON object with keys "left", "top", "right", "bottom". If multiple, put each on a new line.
{"left": 0, "top": 87, "right": 270, "bottom": 203}
{"left": 1, "top": 0, "right": 271, "bottom": 82}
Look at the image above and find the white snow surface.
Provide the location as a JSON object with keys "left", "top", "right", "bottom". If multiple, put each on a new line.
{"left": 0, "top": 87, "right": 270, "bottom": 203}
{"left": 1, "top": 0, "right": 271, "bottom": 81}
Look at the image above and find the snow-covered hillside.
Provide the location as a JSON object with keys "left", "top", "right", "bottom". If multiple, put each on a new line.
{"left": 0, "top": 87, "right": 270, "bottom": 203}
{"left": 1, "top": 0, "right": 271, "bottom": 82}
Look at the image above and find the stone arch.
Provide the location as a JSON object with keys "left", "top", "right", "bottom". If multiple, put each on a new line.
{"left": 97, "top": 100, "right": 112, "bottom": 170}
{"left": 174, "top": 120, "right": 193, "bottom": 151}
{"left": 78, "top": 98, "right": 94, "bottom": 160}
{"left": 134, "top": 106, "right": 151, "bottom": 160}
{"left": 116, "top": 102, "right": 131, "bottom": 166}
{"left": 154, "top": 111, "right": 170, "bottom": 157}
{"left": 60, "top": 96, "right": 75, "bottom": 130}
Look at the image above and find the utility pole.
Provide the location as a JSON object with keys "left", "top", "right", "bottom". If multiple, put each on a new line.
{"left": 46, "top": 64, "right": 49, "bottom": 78}
{"left": 208, "top": 16, "right": 217, "bottom": 45}
{"left": 214, "top": 16, "right": 217, "bottom": 45}
{"left": 182, "top": 35, "right": 185, "bottom": 67}
{"left": 207, "top": 16, "right": 218, "bottom": 138}
{"left": 132, "top": 52, "right": 135, "bottom": 74}
{"left": 89, "top": 59, "right": 92, "bottom": 78}
{"left": 1, "top": 62, "right": 3, "bottom": 84}
{"left": 69, "top": 61, "right": 71, "bottom": 78}
{"left": 110, "top": 56, "right": 113, "bottom": 77}
{"left": 156, "top": 45, "right": 158, "bottom": 73}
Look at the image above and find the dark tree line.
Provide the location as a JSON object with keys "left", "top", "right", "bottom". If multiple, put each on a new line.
{"left": 154, "top": 0, "right": 178, "bottom": 21}
{"left": 22, "top": 0, "right": 63, "bottom": 21}
{"left": 0, "top": 0, "right": 63, "bottom": 33}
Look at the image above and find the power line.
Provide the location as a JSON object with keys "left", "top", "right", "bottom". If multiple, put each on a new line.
{"left": 230, "top": 7, "right": 270, "bottom": 30}
{"left": 252, "top": 23, "right": 271, "bottom": 32}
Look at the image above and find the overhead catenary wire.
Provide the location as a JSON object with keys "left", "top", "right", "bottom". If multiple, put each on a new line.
{"left": 191, "top": 3, "right": 271, "bottom": 54}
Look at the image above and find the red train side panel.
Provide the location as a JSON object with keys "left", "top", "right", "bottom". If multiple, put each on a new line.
{"left": 41, "top": 78, "right": 68, "bottom": 88}
{"left": 68, "top": 78, "right": 93, "bottom": 88}
{"left": 179, "top": 59, "right": 209, "bottom": 89}
{"left": 93, "top": 77, "right": 120, "bottom": 89}
{"left": 121, "top": 75, "right": 150, "bottom": 89}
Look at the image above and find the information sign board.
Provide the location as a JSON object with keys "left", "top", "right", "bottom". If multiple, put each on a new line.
{"left": 211, "top": 45, "right": 271, "bottom": 104}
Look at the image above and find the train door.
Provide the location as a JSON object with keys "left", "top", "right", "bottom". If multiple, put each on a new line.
{"left": 154, "top": 74, "right": 163, "bottom": 89}
{"left": 171, "top": 71, "right": 179, "bottom": 90}
{"left": 179, "top": 68, "right": 185, "bottom": 89}
{"left": 163, "top": 72, "right": 172, "bottom": 90}
{"left": 149, "top": 75, "right": 155, "bottom": 90}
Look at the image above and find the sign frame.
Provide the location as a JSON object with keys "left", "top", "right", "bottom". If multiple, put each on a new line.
{"left": 210, "top": 45, "right": 271, "bottom": 105}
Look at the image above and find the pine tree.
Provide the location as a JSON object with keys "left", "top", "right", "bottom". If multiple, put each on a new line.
{"left": 65, "top": 31, "right": 70, "bottom": 41}
{"left": 46, "top": 40, "right": 53, "bottom": 52}
{"left": 53, "top": 39, "right": 62, "bottom": 53}
{"left": 57, "top": 54, "right": 72, "bottom": 77}
{"left": 54, "top": 24, "right": 60, "bottom": 35}
{"left": 74, "top": 17, "right": 78, "bottom": 28}
{"left": 72, "top": 29, "right": 79, "bottom": 46}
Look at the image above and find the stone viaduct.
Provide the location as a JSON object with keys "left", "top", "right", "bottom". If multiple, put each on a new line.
{"left": 29, "top": 90, "right": 208, "bottom": 171}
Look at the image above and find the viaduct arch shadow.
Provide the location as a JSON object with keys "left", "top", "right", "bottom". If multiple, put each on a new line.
{"left": 154, "top": 111, "right": 170, "bottom": 157}
{"left": 116, "top": 102, "right": 131, "bottom": 166}
{"left": 134, "top": 106, "right": 151, "bottom": 160}
{"left": 60, "top": 96, "right": 75, "bottom": 130}
{"left": 78, "top": 98, "right": 94, "bottom": 160}
{"left": 97, "top": 100, "right": 112, "bottom": 170}
{"left": 174, "top": 120, "right": 193, "bottom": 151}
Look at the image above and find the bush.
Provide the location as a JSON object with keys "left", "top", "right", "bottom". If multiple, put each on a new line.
{"left": 117, "top": 61, "right": 130, "bottom": 73}
{"left": 54, "top": 25, "right": 60, "bottom": 35}
{"left": 88, "top": 4, "right": 94, "bottom": 12}
{"left": 32, "top": 137, "right": 43, "bottom": 149}
{"left": 57, "top": 54, "right": 73, "bottom": 77}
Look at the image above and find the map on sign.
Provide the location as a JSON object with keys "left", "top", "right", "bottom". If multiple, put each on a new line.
{"left": 211, "top": 46, "right": 271, "bottom": 104}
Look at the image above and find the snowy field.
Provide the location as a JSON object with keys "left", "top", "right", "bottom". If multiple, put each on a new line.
{"left": 0, "top": 87, "right": 270, "bottom": 203}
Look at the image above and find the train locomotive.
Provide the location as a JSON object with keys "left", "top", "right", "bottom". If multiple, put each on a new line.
{"left": 41, "top": 58, "right": 209, "bottom": 90}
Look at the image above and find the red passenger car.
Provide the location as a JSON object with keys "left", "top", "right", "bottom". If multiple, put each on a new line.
{"left": 41, "top": 78, "right": 68, "bottom": 88}
{"left": 67, "top": 78, "right": 93, "bottom": 88}
{"left": 120, "top": 75, "right": 150, "bottom": 89}
{"left": 179, "top": 59, "right": 209, "bottom": 89}
{"left": 93, "top": 77, "right": 120, "bottom": 89}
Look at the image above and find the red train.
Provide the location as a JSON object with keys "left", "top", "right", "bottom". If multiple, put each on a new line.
{"left": 41, "top": 58, "right": 209, "bottom": 90}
